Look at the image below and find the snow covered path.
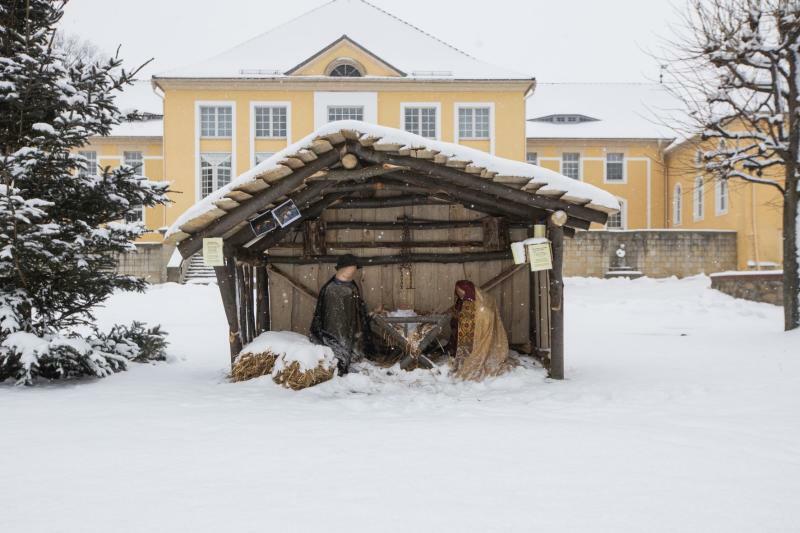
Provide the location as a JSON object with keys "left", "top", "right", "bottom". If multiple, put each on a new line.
{"left": 1, "top": 276, "right": 798, "bottom": 532}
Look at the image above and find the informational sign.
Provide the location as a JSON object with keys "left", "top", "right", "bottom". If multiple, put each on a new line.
{"left": 272, "top": 199, "right": 302, "bottom": 228}
{"left": 202, "top": 237, "right": 225, "bottom": 267}
{"left": 527, "top": 241, "right": 553, "bottom": 272}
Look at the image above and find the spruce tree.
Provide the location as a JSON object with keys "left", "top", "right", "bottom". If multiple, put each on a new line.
{"left": 0, "top": 0, "right": 170, "bottom": 383}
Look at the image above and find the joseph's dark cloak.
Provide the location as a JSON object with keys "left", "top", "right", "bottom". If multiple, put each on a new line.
{"left": 309, "top": 276, "right": 374, "bottom": 371}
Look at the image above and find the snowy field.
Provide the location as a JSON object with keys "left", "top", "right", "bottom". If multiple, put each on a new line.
{"left": 1, "top": 276, "right": 798, "bottom": 533}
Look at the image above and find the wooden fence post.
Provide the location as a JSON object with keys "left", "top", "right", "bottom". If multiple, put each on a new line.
{"left": 548, "top": 217, "right": 565, "bottom": 380}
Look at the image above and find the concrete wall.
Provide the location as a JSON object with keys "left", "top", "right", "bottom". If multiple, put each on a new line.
{"left": 564, "top": 230, "right": 738, "bottom": 278}
{"left": 710, "top": 271, "right": 783, "bottom": 305}
{"left": 114, "top": 243, "right": 176, "bottom": 284}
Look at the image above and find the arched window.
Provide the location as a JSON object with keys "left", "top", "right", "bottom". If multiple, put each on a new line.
{"left": 673, "top": 183, "right": 682, "bottom": 225}
{"left": 693, "top": 176, "right": 704, "bottom": 220}
{"left": 326, "top": 59, "right": 364, "bottom": 77}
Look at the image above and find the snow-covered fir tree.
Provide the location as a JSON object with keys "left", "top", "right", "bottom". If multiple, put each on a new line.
{"left": 665, "top": 0, "right": 800, "bottom": 330}
{"left": 0, "top": 0, "right": 170, "bottom": 383}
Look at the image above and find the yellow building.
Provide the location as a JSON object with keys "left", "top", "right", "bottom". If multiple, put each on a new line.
{"left": 665, "top": 136, "right": 784, "bottom": 269}
{"left": 150, "top": 0, "right": 533, "bottom": 237}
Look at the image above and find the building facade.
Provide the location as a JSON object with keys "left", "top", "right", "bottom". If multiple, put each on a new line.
{"left": 79, "top": 0, "right": 784, "bottom": 277}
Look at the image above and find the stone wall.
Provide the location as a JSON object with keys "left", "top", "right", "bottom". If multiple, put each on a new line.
{"left": 114, "top": 243, "right": 176, "bottom": 284}
{"left": 564, "top": 230, "right": 738, "bottom": 278}
{"left": 710, "top": 271, "right": 783, "bottom": 305}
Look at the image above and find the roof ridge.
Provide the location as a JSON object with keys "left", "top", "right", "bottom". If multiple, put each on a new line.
{"left": 537, "top": 81, "right": 663, "bottom": 86}
{"left": 354, "top": 0, "right": 479, "bottom": 61}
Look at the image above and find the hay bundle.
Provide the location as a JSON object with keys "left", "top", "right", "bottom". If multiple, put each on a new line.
{"left": 230, "top": 350, "right": 277, "bottom": 382}
{"left": 272, "top": 359, "right": 335, "bottom": 390}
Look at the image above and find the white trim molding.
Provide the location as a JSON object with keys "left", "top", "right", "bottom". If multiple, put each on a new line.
{"left": 313, "top": 91, "right": 377, "bottom": 129}
{"left": 195, "top": 100, "right": 236, "bottom": 202}
{"left": 454, "top": 102, "right": 495, "bottom": 154}
{"left": 249, "top": 101, "right": 292, "bottom": 168}
{"left": 399, "top": 102, "right": 442, "bottom": 141}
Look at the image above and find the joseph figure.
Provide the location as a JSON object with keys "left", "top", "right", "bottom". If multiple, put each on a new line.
{"left": 309, "top": 254, "right": 374, "bottom": 375}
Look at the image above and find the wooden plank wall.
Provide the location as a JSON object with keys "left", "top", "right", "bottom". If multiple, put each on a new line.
{"left": 268, "top": 204, "right": 531, "bottom": 345}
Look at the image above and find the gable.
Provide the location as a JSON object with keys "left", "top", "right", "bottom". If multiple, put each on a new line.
{"left": 287, "top": 36, "right": 404, "bottom": 77}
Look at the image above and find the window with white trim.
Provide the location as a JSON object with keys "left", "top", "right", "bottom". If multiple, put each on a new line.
{"left": 562, "top": 152, "right": 580, "bottom": 179}
{"left": 695, "top": 149, "right": 703, "bottom": 166}
{"left": 606, "top": 199, "right": 626, "bottom": 230}
{"left": 200, "top": 105, "right": 232, "bottom": 137}
{"left": 673, "top": 183, "right": 682, "bottom": 225}
{"left": 200, "top": 153, "right": 232, "bottom": 198}
{"left": 328, "top": 106, "right": 364, "bottom": 122}
{"left": 254, "top": 152, "right": 275, "bottom": 166}
{"left": 605, "top": 153, "right": 624, "bottom": 181}
{"left": 458, "top": 106, "right": 490, "bottom": 139}
{"left": 715, "top": 178, "right": 729, "bottom": 215}
{"left": 526, "top": 152, "right": 538, "bottom": 165}
{"left": 123, "top": 151, "right": 144, "bottom": 222}
{"left": 254, "top": 106, "right": 287, "bottom": 138}
{"left": 693, "top": 176, "right": 704, "bottom": 220}
{"left": 403, "top": 106, "right": 437, "bottom": 138}
{"left": 78, "top": 150, "right": 97, "bottom": 177}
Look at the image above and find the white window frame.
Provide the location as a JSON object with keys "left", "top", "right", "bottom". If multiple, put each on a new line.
{"left": 199, "top": 104, "right": 233, "bottom": 138}
{"left": 327, "top": 105, "right": 365, "bottom": 122}
{"left": 693, "top": 176, "right": 704, "bottom": 221}
{"left": 123, "top": 151, "right": 145, "bottom": 224}
{"left": 603, "top": 152, "right": 626, "bottom": 183}
{"left": 715, "top": 178, "right": 729, "bottom": 215}
{"left": 252, "top": 104, "right": 289, "bottom": 139}
{"left": 526, "top": 152, "right": 538, "bottom": 165}
{"left": 195, "top": 101, "right": 236, "bottom": 201}
{"left": 400, "top": 102, "right": 441, "bottom": 140}
{"left": 606, "top": 198, "right": 627, "bottom": 230}
{"left": 454, "top": 103, "right": 495, "bottom": 154}
{"left": 249, "top": 101, "right": 291, "bottom": 167}
{"left": 561, "top": 152, "right": 581, "bottom": 180}
{"left": 313, "top": 92, "right": 377, "bottom": 129}
{"left": 78, "top": 150, "right": 98, "bottom": 177}
{"left": 200, "top": 152, "right": 232, "bottom": 198}
{"left": 673, "top": 183, "right": 682, "bottom": 226}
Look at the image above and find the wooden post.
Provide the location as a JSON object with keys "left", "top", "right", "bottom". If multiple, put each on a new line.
{"left": 244, "top": 264, "right": 255, "bottom": 343}
{"left": 255, "top": 264, "right": 270, "bottom": 334}
{"left": 236, "top": 262, "right": 249, "bottom": 346}
{"left": 302, "top": 219, "right": 327, "bottom": 256}
{"left": 548, "top": 217, "right": 565, "bottom": 380}
{"left": 482, "top": 217, "right": 510, "bottom": 250}
{"left": 214, "top": 256, "right": 242, "bottom": 365}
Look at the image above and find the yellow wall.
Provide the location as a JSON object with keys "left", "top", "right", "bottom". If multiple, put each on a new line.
{"left": 79, "top": 136, "right": 165, "bottom": 243}
{"left": 526, "top": 139, "right": 669, "bottom": 230}
{"left": 665, "top": 138, "right": 784, "bottom": 269}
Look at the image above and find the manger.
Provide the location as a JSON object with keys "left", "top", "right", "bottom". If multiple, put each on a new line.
{"left": 165, "top": 121, "right": 618, "bottom": 381}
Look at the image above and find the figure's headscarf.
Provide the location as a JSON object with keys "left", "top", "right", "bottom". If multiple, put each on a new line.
{"left": 454, "top": 280, "right": 476, "bottom": 302}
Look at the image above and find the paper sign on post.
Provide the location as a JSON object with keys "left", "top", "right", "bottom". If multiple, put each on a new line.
{"left": 527, "top": 242, "right": 553, "bottom": 272}
{"left": 202, "top": 237, "right": 225, "bottom": 267}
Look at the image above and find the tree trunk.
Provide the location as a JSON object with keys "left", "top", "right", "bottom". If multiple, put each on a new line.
{"left": 783, "top": 159, "right": 799, "bottom": 331}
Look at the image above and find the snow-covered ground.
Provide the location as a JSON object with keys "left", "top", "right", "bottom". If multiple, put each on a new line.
{"left": 1, "top": 276, "right": 798, "bottom": 532}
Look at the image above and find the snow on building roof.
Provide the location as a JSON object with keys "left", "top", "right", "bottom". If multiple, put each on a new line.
{"left": 526, "top": 83, "right": 683, "bottom": 140}
{"left": 157, "top": 0, "right": 530, "bottom": 81}
{"left": 166, "top": 120, "right": 619, "bottom": 243}
{"left": 101, "top": 80, "right": 163, "bottom": 137}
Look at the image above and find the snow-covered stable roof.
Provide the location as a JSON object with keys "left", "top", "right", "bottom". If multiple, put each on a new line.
{"left": 105, "top": 79, "right": 163, "bottom": 137}
{"left": 526, "top": 83, "right": 683, "bottom": 140}
{"left": 166, "top": 121, "right": 619, "bottom": 248}
{"left": 156, "top": 0, "right": 530, "bottom": 81}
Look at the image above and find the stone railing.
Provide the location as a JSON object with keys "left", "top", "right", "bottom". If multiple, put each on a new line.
{"left": 710, "top": 270, "right": 783, "bottom": 305}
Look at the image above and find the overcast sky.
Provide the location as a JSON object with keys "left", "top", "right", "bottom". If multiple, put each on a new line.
{"left": 60, "top": 0, "right": 683, "bottom": 82}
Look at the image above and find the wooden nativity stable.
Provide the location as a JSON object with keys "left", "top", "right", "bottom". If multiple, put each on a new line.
{"left": 166, "top": 122, "right": 618, "bottom": 379}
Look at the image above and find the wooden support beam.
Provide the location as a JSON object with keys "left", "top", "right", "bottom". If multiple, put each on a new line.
{"left": 330, "top": 195, "right": 447, "bottom": 209}
{"left": 548, "top": 220, "right": 565, "bottom": 380}
{"left": 214, "top": 257, "right": 242, "bottom": 365}
{"left": 302, "top": 219, "right": 327, "bottom": 256}
{"left": 482, "top": 217, "right": 510, "bottom": 251}
{"left": 313, "top": 164, "right": 406, "bottom": 182}
{"left": 255, "top": 264, "right": 269, "bottom": 334}
{"left": 264, "top": 250, "right": 512, "bottom": 265}
{"left": 244, "top": 264, "right": 255, "bottom": 344}
{"left": 178, "top": 149, "right": 340, "bottom": 258}
{"left": 326, "top": 219, "right": 533, "bottom": 231}
{"left": 236, "top": 262, "right": 249, "bottom": 346}
{"left": 322, "top": 240, "right": 486, "bottom": 249}
{"left": 349, "top": 143, "right": 607, "bottom": 225}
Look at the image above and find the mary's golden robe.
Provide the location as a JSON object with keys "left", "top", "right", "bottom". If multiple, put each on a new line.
{"left": 452, "top": 288, "right": 513, "bottom": 381}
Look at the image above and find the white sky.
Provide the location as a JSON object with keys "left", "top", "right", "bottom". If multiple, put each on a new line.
{"left": 61, "top": 0, "right": 683, "bottom": 82}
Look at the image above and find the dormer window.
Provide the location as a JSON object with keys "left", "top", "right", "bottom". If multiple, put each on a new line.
{"left": 529, "top": 114, "right": 599, "bottom": 124}
{"left": 326, "top": 58, "right": 364, "bottom": 77}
